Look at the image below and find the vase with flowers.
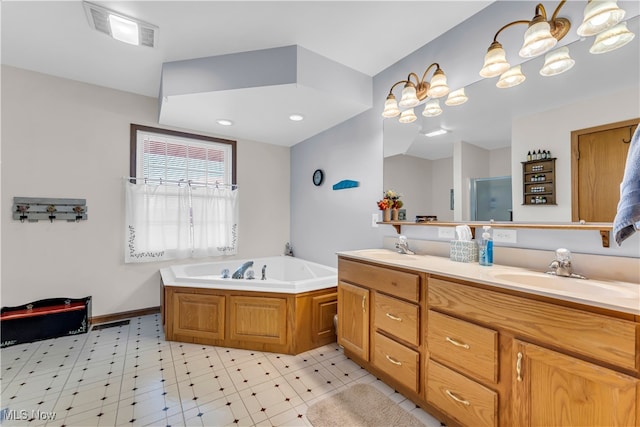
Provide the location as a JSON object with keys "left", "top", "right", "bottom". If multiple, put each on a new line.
{"left": 377, "top": 190, "right": 403, "bottom": 222}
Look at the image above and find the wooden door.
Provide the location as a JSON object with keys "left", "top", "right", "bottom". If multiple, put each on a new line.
{"left": 572, "top": 120, "right": 638, "bottom": 222}
{"left": 337, "top": 281, "right": 369, "bottom": 360}
{"left": 512, "top": 340, "right": 638, "bottom": 427}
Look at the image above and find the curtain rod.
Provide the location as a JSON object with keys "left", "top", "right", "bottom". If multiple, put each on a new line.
{"left": 125, "top": 177, "right": 238, "bottom": 189}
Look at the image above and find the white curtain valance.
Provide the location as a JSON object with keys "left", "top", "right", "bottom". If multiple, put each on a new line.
{"left": 124, "top": 181, "right": 238, "bottom": 263}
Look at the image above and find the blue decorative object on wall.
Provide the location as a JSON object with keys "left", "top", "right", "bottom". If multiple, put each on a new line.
{"left": 332, "top": 180, "right": 359, "bottom": 190}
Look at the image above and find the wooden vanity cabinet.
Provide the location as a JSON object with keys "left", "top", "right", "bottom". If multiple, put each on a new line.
{"left": 429, "top": 275, "right": 639, "bottom": 427}
{"left": 337, "top": 256, "right": 640, "bottom": 427}
{"left": 337, "top": 257, "right": 427, "bottom": 401}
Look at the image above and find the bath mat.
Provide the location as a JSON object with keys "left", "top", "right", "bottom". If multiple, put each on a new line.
{"left": 306, "top": 383, "right": 425, "bottom": 427}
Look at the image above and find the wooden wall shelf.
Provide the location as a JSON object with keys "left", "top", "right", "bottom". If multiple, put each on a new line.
{"left": 378, "top": 220, "right": 613, "bottom": 248}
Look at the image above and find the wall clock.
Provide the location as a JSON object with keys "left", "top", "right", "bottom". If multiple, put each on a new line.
{"left": 313, "top": 169, "right": 324, "bottom": 186}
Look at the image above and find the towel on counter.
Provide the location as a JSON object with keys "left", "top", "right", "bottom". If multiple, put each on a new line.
{"left": 613, "top": 125, "right": 640, "bottom": 246}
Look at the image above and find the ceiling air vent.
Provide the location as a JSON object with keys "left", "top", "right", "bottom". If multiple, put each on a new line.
{"left": 83, "top": 1, "right": 158, "bottom": 48}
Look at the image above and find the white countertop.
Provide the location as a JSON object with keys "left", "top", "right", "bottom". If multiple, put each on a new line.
{"left": 337, "top": 249, "right": 640, "bottom": 315}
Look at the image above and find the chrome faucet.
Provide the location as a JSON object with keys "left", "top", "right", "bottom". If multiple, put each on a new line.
{"left": 395, "top": 235, "right": 415, "bottom": 255}
{"left": 546, "top": 248, "right": 587, "bottom": 279}
{"left": 232, "top": 261, "right": 254, "bottom": 279}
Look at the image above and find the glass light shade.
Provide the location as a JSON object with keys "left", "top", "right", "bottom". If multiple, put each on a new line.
{"left": 398, "top": 108, "right": 417, "bottom": 124}
{"left": 422, "top": 99, "right": 442, "bottom": 117}
{"left": 590, "top": 22, "right": 635, "bottom": 54}
{"left": 497, "top": 65, "right": 526, "bottom": 88}
{"left": 577, "top": 0, "right": 626, "bottom": 37}
{"left": 480, "top": 43, "right": 510, "bottom": 78}
{"left": 519, "top": 21, "right": 557, "bottom": 58}
{"left": 108, "top": 14, "right": 139, "bottom": 45}
{"left": 399, "top": 84, "right": 419, "bottom": 108}
{"left": 445, "top": 88, "right": 468, "bottom": 106}
{"left": 382, "top": 96, "right": 401, "bottom": 118}
{"left": 427, "top": 70, "right": 450, "bottom": 98}
{"left": 540, "top": 47, "right": 575, "bottom": 76}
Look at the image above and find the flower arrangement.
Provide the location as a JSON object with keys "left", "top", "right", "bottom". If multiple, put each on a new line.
{"left": 377, "top": 190, "right": 403, "bottom": 210}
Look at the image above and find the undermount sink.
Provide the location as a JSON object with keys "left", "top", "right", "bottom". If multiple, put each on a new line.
{"left": 491, "top": 272, "right": 640, "bottom": 300}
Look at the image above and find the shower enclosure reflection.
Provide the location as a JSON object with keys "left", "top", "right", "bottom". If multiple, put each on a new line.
{"left": 470, "top": 176, "right": 512, "bottom": 221}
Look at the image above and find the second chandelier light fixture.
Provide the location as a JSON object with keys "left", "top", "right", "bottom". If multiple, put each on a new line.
{"left": 381, "top": 63, "right": 467, "bottom": 123}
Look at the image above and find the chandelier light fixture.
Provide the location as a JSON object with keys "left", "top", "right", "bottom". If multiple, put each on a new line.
{"left": 382, "top": 63, "right": 466, "bottom": 123}
{"left": 479, "top": 0, "right": 634, "bottom": 86}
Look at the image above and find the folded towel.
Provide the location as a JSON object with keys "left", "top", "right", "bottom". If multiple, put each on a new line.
{"left": 613, "top": 125, "right": 640, "bottom": 246}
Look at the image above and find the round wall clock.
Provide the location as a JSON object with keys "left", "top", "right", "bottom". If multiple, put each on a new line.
{"left": 313, "top": 169, "right": 324, "bottom": 186}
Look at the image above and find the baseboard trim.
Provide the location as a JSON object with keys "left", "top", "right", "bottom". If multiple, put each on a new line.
{"left": 91, "top": 306, "right": 160, "bottom": 325}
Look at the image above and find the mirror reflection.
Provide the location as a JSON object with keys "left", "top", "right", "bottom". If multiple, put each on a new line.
{"left": 383, "top": 16, "right": 639, "bottom": 223}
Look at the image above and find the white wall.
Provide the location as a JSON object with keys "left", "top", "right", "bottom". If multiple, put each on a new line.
{"left": 1, "top": 66, "right": 290, "bottom": 316}
{"left": 490, "top": 147, "right": 512, "bottom": 177}
{"left": 512, "top": 86, "right": 639, "bottom": 222}
{"left": 383, "top": 154, "right": 432, "bottom": 221}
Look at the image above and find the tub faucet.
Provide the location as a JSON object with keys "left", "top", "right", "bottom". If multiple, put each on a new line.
{"left": 261, "top": 265, "right": 267, "bottom": 280}
{"left": 546, "top": 248, "right": 587, "bottom": 279}
{"left": 395, "top": 235, "right": 415, "bottom": 255}
{"left": 232, "top": 261, "right": 254, "bottom": 279}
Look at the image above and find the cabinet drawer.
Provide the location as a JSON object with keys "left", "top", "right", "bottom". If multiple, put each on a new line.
{"left": 427, "top": 360, "right": 497, "bottom": 427}
{"left": 373, "top": 332, "right": 420, "bottom": 393}
{"left": 339, "top": 258, "right": 420, "bottom": 302}
{"left": 428, "top": 310, "right": 497, "bottom": 384}
{"left": 374, "top": 293, "right": 419, "bottom": 346}
{"left": 429, "top": 277, "right": 638, "bottom": 372}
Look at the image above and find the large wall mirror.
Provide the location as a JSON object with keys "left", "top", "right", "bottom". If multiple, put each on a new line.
{"left": 383, "top": 15, "right": 639, "bottom": 224}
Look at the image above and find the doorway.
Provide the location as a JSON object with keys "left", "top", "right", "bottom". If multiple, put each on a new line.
{"left": 571, "top": 119, "right": 639, "bottom": 222}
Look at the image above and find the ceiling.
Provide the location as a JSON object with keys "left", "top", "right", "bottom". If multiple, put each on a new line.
{"left": 1, "top": 1, "right": 493, "bottom": 146}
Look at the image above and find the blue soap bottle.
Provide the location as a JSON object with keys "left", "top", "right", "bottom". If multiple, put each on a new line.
{"left": 479, "top": 225, "right": 493, "bottom": 266}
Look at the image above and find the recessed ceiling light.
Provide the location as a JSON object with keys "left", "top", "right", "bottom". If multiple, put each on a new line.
{"left": 109, "top": 14, "right": 139, "bottom": 45}
{"left": 423, "top": 129, "right": 449, "bottom": 137}
{"left": 217, "top": 119, "right": 233, "bottom": 126}
{"left": 289, "top": 114, "right": 304, "bottom": 121}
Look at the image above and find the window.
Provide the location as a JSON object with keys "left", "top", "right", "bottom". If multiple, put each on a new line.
{"left": 125, "top": 125, "right": 238, "bottom": 263}
{"left": 130, "top": 124, "right": 236, "bottom": 185}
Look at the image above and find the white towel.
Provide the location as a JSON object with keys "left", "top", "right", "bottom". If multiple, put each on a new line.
{"left": 613, "top": 125, "right": 640, "bottom": 246}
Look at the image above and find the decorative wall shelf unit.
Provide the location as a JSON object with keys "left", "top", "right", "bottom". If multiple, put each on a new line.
{"left": 522, "top": 158, "right": 556, "bottom": 206}
{"left": 378, "top": 220, "right": 614, "bottom": 248}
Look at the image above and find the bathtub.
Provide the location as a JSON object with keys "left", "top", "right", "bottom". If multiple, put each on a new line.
{"left": 160, "top": 256, "right": 338, "bottom": 354}
{"left": 160, "top": 256, "right": 337, "bottom": 294}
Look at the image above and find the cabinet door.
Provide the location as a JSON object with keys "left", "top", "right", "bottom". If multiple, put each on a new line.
{"left": 337, "top": 281, "right": 369, "bottom": 361}
{"left": 513, "top": 340, "right": 638, "bottom": 427}
{"left": 173, "top": 292, "right": 225, "bottom": 340}
{"left": 229, "top": 296, "right": 287, "bottom": 345}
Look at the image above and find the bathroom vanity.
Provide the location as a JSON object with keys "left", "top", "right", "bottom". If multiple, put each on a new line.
{"left": 337, "top": 249, "right": 639, "bottom": 427}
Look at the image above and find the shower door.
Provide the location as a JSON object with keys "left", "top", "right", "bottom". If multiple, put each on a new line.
{"left": 471, "top": 176, "right": 512, "bottom": 221}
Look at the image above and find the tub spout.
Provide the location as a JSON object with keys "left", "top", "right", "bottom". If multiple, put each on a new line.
{"left": 232, "top": 261, "right": 254, "bottom": 279}
{"left": 261, "top": 265, "right": 267, "bottom": 280}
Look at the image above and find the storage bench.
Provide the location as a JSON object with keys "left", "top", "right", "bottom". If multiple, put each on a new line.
{"left": 1, "top": 296, "right": 91, "bottom": 347}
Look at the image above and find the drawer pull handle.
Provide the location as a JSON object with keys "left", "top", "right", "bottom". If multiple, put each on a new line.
{"left": 445, "top": 389, "right": 470, "bottom": 406}
{"left": 385, "top": 313, "right": 402, "bottom": 321}
{"left": 385, "top": 355, "right": 402, "bottom": 366}
{"left": 362, "top": 295, "right": 366, "bottom": 312}
{"left": 516, "top": 352, "right": 523, "bottom": 382}
{"left": 445, "top": 337, "right": 470, "bottom": 349}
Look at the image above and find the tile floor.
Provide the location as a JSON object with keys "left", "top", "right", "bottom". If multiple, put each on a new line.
{"left": 1, "top": 314, "right": 444, "bottom": 427}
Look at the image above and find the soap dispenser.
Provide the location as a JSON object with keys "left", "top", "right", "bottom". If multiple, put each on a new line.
{"left": 479, "top": 225, "right": 493, "bottom": 266}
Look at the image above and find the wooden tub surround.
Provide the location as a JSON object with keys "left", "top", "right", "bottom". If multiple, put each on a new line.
{"left": 336, "top": 249, "right": 639, "bottom": 427}
{"left": 162, "top": 283, "right": 337, "bottom": 355}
